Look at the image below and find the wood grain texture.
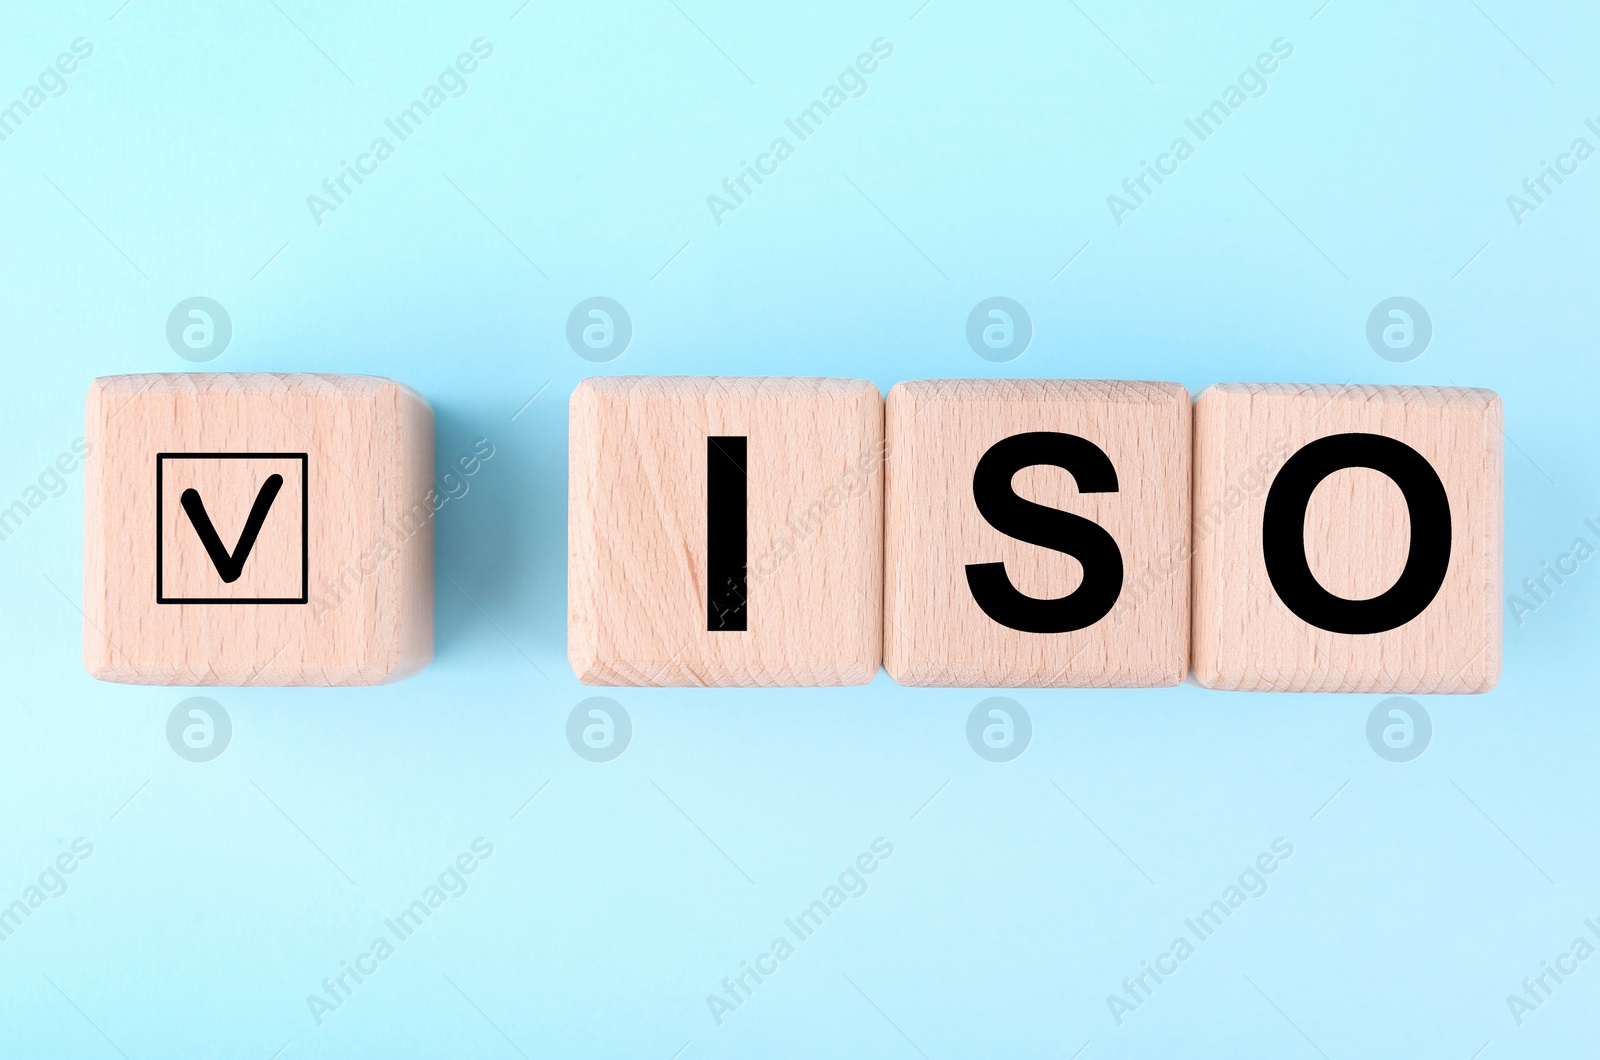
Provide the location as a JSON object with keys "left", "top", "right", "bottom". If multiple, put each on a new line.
{"left": 884, "top": 379, "right": 1191, "bottom": 687}
{"left": 568, "top": 376, "right": 883, "bottom": 686}
{"left": 1192, "top": 383, "right": 1502, "bottom": 693}
{"left": 84, "top": 373, "right": 434, "bottom": 685}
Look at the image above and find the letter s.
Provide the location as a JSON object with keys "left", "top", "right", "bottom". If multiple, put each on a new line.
{"left": 964, "top": 432, "right": 1123, "bottom": 634}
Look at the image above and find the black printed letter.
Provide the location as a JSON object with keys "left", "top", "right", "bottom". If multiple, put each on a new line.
{"left": 964, "top": 432, "right": 1124, "bottom": 634}
{"left": 1262, "top": 432, "right": 1450, "bottom": 634}
{"left": 707, "top": 436, "right": 747, "bottom": 631}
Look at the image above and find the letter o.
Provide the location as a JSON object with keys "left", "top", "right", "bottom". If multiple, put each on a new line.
{"left": 1262, "top": 433, "right": 1451, "bottom": 634}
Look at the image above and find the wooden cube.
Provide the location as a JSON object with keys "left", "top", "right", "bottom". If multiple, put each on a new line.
{"left": 1192, "top": 383, "right": 1501, "bottom": 693}
{"left": 884, "top": 379, "right": 1191, "bottom": 687}
{"left": 84, "top": 373, "right": 434, "bottom": 685}
{"left": 568, "top": 377, "right": 883, "bottom": 686}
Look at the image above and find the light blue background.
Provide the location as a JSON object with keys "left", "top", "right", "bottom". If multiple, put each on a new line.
{"left": 1, "top": 0, "right": 1596, "bottom": 1056}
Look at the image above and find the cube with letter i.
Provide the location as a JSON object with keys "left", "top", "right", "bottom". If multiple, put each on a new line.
{"left": 567, "top": 376, "right": 884, "bottom": 686}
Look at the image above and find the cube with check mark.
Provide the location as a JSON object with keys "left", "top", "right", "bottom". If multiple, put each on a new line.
{"left": 84, "top": 374, "right": 434, "bottom": 685}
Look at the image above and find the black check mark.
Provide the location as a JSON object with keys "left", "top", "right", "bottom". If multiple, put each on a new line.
{"left": 180, "top": 474, "right": 284, "bottom": 584}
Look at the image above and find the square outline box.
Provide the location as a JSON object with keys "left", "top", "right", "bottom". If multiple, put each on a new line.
{"left": 155, "top": 452, "right": 309, "bottom": 604}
